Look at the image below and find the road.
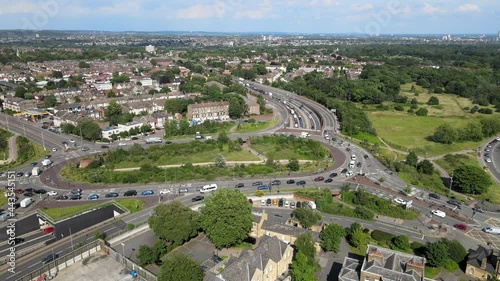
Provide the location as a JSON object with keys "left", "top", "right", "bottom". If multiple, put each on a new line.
{"left": 480, "top": 137, "right": 500, "bottom": 183}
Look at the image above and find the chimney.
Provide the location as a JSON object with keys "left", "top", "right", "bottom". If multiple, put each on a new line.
{"left": 481, "top": 257, "right": 488, "bottom": 269}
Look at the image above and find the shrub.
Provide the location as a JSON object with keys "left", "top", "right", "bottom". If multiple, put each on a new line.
{"left": 127, "top": 224, "right": 135, "bottom": 230}
{"left": 444, "top": 258, "right": 459, "bottom": 272}
{"left": 394, "top": 105, "right": 404, "bottom": 111}
{"left": 255, "top": 190, "right": 264, "bottom": 197}
{"left": 371, "top": 230, "right": 395, "bottom": 242}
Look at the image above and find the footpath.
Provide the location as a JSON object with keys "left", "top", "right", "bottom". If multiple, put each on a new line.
{"left": 0, "top": 135, "right": 17, "bottom": 165}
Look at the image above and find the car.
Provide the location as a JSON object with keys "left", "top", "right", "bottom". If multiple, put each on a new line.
{"left": 124, "top": 190, "right": 137, "bottom": 196}
{"left": 87, "top": 194, "right": 99, "bottom": 200}
{"left": 431, "top": 210, "right": 446, "bottom": 218}
{"left": 364, "top": 155, "right": 369, "bottom": 159}
{"left": 266, "top": 198, "right": 272, "bottom": 206}
{"left": 42, "top": 253, "right": 58, "bottom": 264}
{"left": 314, "top": 176, "right": 324, "bottom": 182}
{"left": 485, "top": 148, "right": 491, "bottom": 152}
{"left": 429, "top": 193, "right": 441, "bottom": 200}
{"left": 69, "top": 139, "right": 75, "bottom": 143}
{"left": 296, "top": 180, "right": 306, "bottom": 185}
{"left": 24, "top": 188, "right": 34, "bottom": 192}
{"left": 324, "top": 178, "right": 333, "bottom": 183}
{"left": 286, "top": 179, "right": 295, "bottom": 184}
{"left": 52, "top": 148, "right": 57, "bottom": 152}
{"left": 55, "top": 195, "right": 68, "bottom": 200}
{"left": 30, "top": 162, "right": 38, "bottom": 166}
{"left": 141, "top": 190, "right": 154, "bottom": 195}
{"left": 341, "top": 168, "right": 348, "bottom": 173}
{"left": 16, "top": 172, "right": 23, "bottom": 177}
{"left": 159, "top": 189, "right": 171, "bottom": 195}
{"left": 81, "top": 146, "right": 90, "bottom": 151}
{"left": 70, "top": 189, "right": 82, "bottom": 195}
{"left": 42, "top": 227, "right": 55, "bottom": 234}
{"left": 454, "top": 224, "right": 467, "bottom": 231}
{"left": 34, "top": 189, "right": 47, "bottom": 194}
{"left": 62, "top": 141, "right": 68, "bottom": 145}
{"left": 473, "top": 206, "right": 485, "bottom": 213}
{"left": 447, "top": 200, "right": 461, "bottom": 208}
{"left": 278, "top": 198, "right": 284, "bottom": 207}
{"left": 290, "top": 201, "right": 296, "bottom": 209}
{"left": 296, "top": 201, "right": 302, "bottom": 208}
{"left": 248, "top": 199, "right": 253, "bottom": 205}
{"left": 212, "top": 255, "right": 223, "bottom": 263}
{"left": 165, "top": 141, "right": 172, "bottom": 144}
{"left": 329, "top": 173, "right": 338, "bottom": 178}
{"left": 23, "top": 192, "right": 34, "bottom": 197}
{"left": 47, "top": 191, "right": 58, "bottom": 196}
{"left": 45, "top": 154, "right": 51, "bottom": 159}
{"left": 261, "top": 199, "right": 266, "bottom": 206}
{"left": 24, "top": 172, "right": 32, "bottom": 177}
{"left": 345, "top": 171, "right": 354, "bottom": 177}
{"left": 485, "top": 158, "right": 492, "bottom": 163}
{"left": 13, "top": 237, "right": 24, "bottom": 244}
{"left": 252, "top": 181, "right": 263, "bottom": 186}
{"left": 284, "top": 201, "right": 290, "bottom": 208}
{"left": 235, "top": 183, "right": 245, "bottom": 188}
{"left": 393, "top": 198, "right": 407, "bottom": 205}
{"left": 70, "top": 194, "right": 81, "bottom": 200}
{"left": 192, "top": 196, "right": 204, "bottom": 202}
{"left": 484, "top": 153, "right": 491, "bottom": 157}
{"left": 101, "top": 145, "right": 109, "bottom": 149}
{"left": 14, "top": 189, "right": 24, "bottom": 194}
{"left": 271, "top": 180, "right": 281, "bottom": 185}
{"left": 118, "top": 143, "right": 127, "bottom": 146}
{"left": 356, "top": 162, "right": 362, "bottom": 168}
{"left": 257, "top": 185, "right": 269, "bottom": 190}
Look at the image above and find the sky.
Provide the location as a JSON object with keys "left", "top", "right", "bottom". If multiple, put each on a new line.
{"left": 0, "top": 0, "right": 499, "bottom": 35}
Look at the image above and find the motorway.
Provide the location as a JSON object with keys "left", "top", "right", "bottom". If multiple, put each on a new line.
{"left": 480, "top": 136, "right": 500, "bottom": 183}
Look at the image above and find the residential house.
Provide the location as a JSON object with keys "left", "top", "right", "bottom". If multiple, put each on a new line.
{"left": 2, "top": 97, "right": 38, "bottom": 112}
{"left": 101, "top": 122, "right": 142, "bottom": 139}
{"left": 466, "top": 246, "right": 500, "bottom": 280}
{"left": 339, "top": 245, "right": 431, "bottom": 281}
{"left": 204, "top": 235, "right": 293, "bottom": 281}
{"left": 187, "top": 101, "right": 229, "bottom": 122}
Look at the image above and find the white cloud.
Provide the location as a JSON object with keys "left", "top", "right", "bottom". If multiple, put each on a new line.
{"left": 422, "top": 3, "right": 446, "bottom": 14}
{"left": 350, "top": 4, "right": 373, "bottom": 11}
{"left": 176, "top": 4, "right": 226, "bottom": 19}
{"left": 308, "top": 0, "right": 339, "bottom": 7}
{"left": 456, "top": 4, "right": 480, "bottom": 12}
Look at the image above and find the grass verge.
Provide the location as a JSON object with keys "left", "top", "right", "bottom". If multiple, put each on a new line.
{"left": 236, "top": 117, "right": 279, "bottom": 133}
{"left": 115, "top": 199, "right": 144, "bottom": 213}
{"left": 40, "top": 203, "right": 100, "bottom": 220}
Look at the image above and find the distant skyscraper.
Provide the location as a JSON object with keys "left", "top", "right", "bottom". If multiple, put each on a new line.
{"left": 145, "top": 45, "right": 155, "bottom": 53}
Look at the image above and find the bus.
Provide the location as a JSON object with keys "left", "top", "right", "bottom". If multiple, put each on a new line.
{"left": 200, "top": 184, "right": 218, "bottom": 193}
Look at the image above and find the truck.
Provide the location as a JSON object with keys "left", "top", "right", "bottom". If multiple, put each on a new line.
{"left": 32, "top": 167, "right": 42, "bottom": 176}
{"left": 145, "top": 137, "right": 162, "bottom": 144}
{"left": 20, "top": 198, "right": 33, "bottom": 208}
{"left": 42, "top": 159, "right": 52, "bottom": 167}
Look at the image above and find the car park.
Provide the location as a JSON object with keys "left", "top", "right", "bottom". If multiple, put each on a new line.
{"left": 235, "top": 183, "right": 244, "bottom": 188}
{"left": 42, "top": 253, "right": 58, "bottom": 264}
{"left": 124, "top": 190, "right": 137, "bottom": 196}
{"left": 428, "top": 193, "right": 441, "bottom": 199}
{"left": 192, "top": 196, "right": 204, "bottom": 202}
{"left": 87, "top": 194, "right": 99, "bottom": 200}
{"left": 454, "top": 224, "right": 467, "bottom": 231}
{"left": 55, "top": 195, "right": 68, "bottom": 200}
{"left": 314, "top": 176, "right": 324, "bottom": 182}
{"left": 257, "top": 185, "right": 269, "bottom": 190}
{"left": 296, "top": 180, "right": 306, "bottom": 185}
{"left": 431, "top": 210, "right": 446, "bottom": 218}
{"left": 47, "top": 191, "right": 58, "bottom": 196}
{"left": 286, "top": 179, "right": 295, "bottom": 184}
{"left": 329, "top": 173, "right": 338, "bottom": 178}
{"left": 142, "top": 190, "right": 154, "bottom": 195}
{"left": 324, "top": 178, "right": 333, "bottom": 183}
{"left": 252, "top": 181, "right": 263, "bottom": 186}
{"left": 105, "top": 192, "right": 119, "bottom": 198}
{"left": 159, "top": 189, "right": 171, "bottom": 195}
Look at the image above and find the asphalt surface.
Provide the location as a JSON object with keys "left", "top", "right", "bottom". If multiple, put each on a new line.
{"left": 481, "top": 137, "right": 500, "bottom": 183}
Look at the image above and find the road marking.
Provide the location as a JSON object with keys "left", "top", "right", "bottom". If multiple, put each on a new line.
{"left": 103, "top": 226, "right": 115, "bottom": 233}
{"left": 28, "top": 261, "right": 41, "bottom": 269}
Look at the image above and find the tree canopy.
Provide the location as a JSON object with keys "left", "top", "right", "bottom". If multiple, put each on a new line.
{"left": 320, "top": 223, "right": 345, "bottom": 252}
{"left": 452, "top": 165, "right": 492, "bottom": 194}
{"left": 425, "top": 240, "right": 449, "bottom": 267}
{"left": 289, "top": 252, "right": 318, "bottom": 281}
{"left": 199, "top": 189, "right": 253, "bottom": 248}
{"left": 158, "top": 252, "right": 204, "bottom": 281}
{"left": 43, "top": 94, "right": 57, "bottom": 108}
{"left": 293, "top": 206, "right": 322, "bottom": 229}
{"left": 148, "top": 201, "right": 199, "bottom": 245}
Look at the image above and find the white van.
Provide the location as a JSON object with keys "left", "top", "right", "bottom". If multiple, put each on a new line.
{"left": 349, "top": 160, "right": 355, "bottom": 168}
{"left": 20, "top": 198, "right": 33, "bottom": 208}
{"left": 483, "top": 227, "right": 500, "bottom": 235}
{"left": 200, "top": 184, "right": 218, "bottom": 193}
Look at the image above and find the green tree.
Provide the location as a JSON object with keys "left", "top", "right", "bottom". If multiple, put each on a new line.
{"left": 452, "top": 165, "right": 492, "bottom": 194}
{"left": 93, "top": 230, "right": 106, "bottom": 240}
{"left": 405, "top": 151, "right": 418, "bottom": 168}
{"left": 417, "top": 160, "right": 434, "bottom": 175}
{"left": 430, "top": 124, "right": 458, "bottom": 144}
{"left": 442, "top": 239, "right": 467, "bottom": 263}
{"left": 164, "top": 98, "right": 193, "bottom": 114}
{"left": 158, "top": 252, "right": 204, "bottom": 281}
{"left": 425, "top": 241, "right": 449, "bottom": 267}
{"left": 106, "top": 99, "right": 122, "bottom": 126}
{"left": 136, "top": 245, "right": 155, "bottom": 266}
{"left": 349, "top": 227, "right": 367, "bottom": 249}
{"left": 295, "top": 233, "right": 318, "bottom": 268}
{"left": 51, "top": 70, "right": 63, "bottom": 78}
{"left": 480, "top": 117, "right": 500, "bottom": 137}
{"left": 150, "top": 59, "right": 158, "bottom": 66}
{"left": 292, "top": 206, "right": 322, "bottom": 229}
{"left": 148, "top": 201, "right": 199, "bottom": 245}
{"left": 76, "top": 120, "right": 102, "bottom": 141}
{"left": 214, "top": 154, "right": 226, "bottom": 168}
{"left": 415, "top": 107, "right": 428, "bottom": 116}
{"left": 427, "top": 96, "right": 440, "bottom": 105}
{"left": 287, "top": 158, "right": 300, "bottom": 171}
{"left": 199, "top": 189, "right": 253, "bottom": 248}
{"left": 217, "top": 131, "right": 230, "bottom": 144}
{"left": 392, "top": 235, "right": 410, "bottom": 251}
{"left": 459, "top": 122, "right": 483, "bottom": 142}
{"left": 79, "top": 61, "right": 90, "bottom": 68}
{"left": 289, "top": 252, "right": 318, "bottom": 281}
{"left": 228, "top": 95, "right": 247, "bottom": 118}
{"left": 15, "top": 87, "right": 27, "bottom": 98}
{"left": 320, "top": 223, "right": 345, "bottom": 252}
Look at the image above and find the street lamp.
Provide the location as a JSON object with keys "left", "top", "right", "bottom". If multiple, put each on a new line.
{"left": 121, "top": 243, "right": 125, "bottom": 263}
{"left": 449, "top": 172, "right": 454, "bottom": 192}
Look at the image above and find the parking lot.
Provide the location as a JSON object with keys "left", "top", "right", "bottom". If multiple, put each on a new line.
{"left": 465, "top": 218, "right": 500, "bottom": 250}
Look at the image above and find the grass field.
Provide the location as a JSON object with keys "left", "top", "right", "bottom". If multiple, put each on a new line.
{"left": 1, "top": 136, "right": 47, "bottom": 169}
{"left": 434, "top": 153, "right": 500, "bottom": 204}
{"left": 250, "top": 142, "right": 329, "bottom": 161}
{"left": 235, "top": 116, "right": 279, "bottom": 133}
{"left": 41, "top": 203, "right": 100, "bottom": 220}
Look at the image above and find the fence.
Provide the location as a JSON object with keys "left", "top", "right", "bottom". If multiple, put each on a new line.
{"left": 102, "top": 244, "right": 157, "bottom": 281}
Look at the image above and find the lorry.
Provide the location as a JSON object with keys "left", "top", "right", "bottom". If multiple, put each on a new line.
{"left": 145, "top": 137, "right": 162, "bottom": 144}
{"left": 42, "top": 159, "right": 52, "bottom": 167}
{"left": 20, "top": 198, "right": 33, "bottom": 208}
{"left": 32, "top": 167, "right": 42, "bottom": 176}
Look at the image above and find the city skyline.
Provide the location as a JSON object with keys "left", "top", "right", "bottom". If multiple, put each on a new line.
{"left": 0, "top": 0, "right": 499, "bottom": 35}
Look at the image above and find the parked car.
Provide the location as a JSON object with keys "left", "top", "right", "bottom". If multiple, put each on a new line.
{"left": 87, "top": 194, "right": 99, "bottom": 200}
{"left": 124, "top": 190, "right": 137, "bottom": 196}
{"left": 42, "top": 253, "right": 58, "bottom": 264}
{"left": 235, "top": 183, "right": 245, "bottom": 188}
{"left": 47, "top": 191, "right": 58, "bottom": 196}
{"left": 296, "top": 180, "right": 306, "bottom": 185}
{"left": 101, "top": 145, "right": 109, "bottom": 149}
{"left": 70, "top": 194, "right": 81, "bottom": 200}
{"left": 52, "top": 148, "right": 57, "bottom": 152}
{"left": 159, "top": 189, "right": 171, "bottom": 195}
{"left": 341, "top": 168, "right": 348, "bottom": 173}
{"left": 324, "top": 178, "right": 333, "bottom": 183}
{"left": 329, "top": 173, "right": 338, "bottom": 178}
{"left": 252, "top": 181, "right": 263, "bottom": 186}
{"left": 55, "top": 195, "right": 68, "bottom": 200}
{"left": 261, "top": 199, "right": 266, "bottom": 206}
{"left": 278, "top": 198, "right": 284, "bottom": 207}
{"left": 454, "top": 224, "right": 467, "bottom": 231}
{"left": 30, "top": 162, "right": 38, "bottom": 166}
{"left": 473, "top": 206, "right": 485, "bottom": 213}
{"left": 270, "top": 180, "right": 281, "bottom": 185}
{"left": 81, "top": 146, "right": 90, "bottom": 151}
{"left": 212, "top": 255, "right": 223, "bottom": 263}
{"left": 42, "top": 227, "right": 55, "bottom": 234}
{"left": 14, "top": 189, "right": 24, "bottom": 194}
{"left": 393, "top": 198, "right": 407, "bottom": 205}
{"left": 290, "top": 201, "right": 296, "bottom": 209}
{"left": 266, "top": 198, "right": 272, "bottom": 206}
{"left": 24, "top": 188, "right": 34, "bottom": 193}
{"left": 257, "top": 185, "right": 269, "bottom": 190}
{"left": 286, "top": 179, "right": 295, "bottom": 184}
{"left": 34, "top": 189, "right": 47, "bottom": 194}
{"left": 363, "top": 155, "right": 369, "bottom": 159}
{"left": 192, "top": 196, "right": 204, "bottom": 202}
{"left": 314, "top": 176, "right": 324, "bottom": 182}
{"left": 447, "top": 199, "right": 461, "bottom": 208}
{"left": 101, "top": 192, "right": 117, "bottom": 198}
{"left": 13, "top": 237, "right": 24, "bottom": 244}
{"left": 284, "top": 201, "right": 290, "bottom": 208}
{"left": 16, "top": 172, "right": 23, "bottom": 177}
{"left": 45, "top": 155, "right": 51, "bottom": 159}
{"left": 428, "top": 193, "right": 441, "bottom": 200}
{"left": 296, "top": 201, "right": 302, "bottom": 208}
{"left": 165, "top": 141, "right": 172, "bottom": 144}
{"left": 142, "top": 190, "right": 154, "bottom": 195}
{"left": 356, "top": 162, "right": 362, "bottom": 168}
{"left": 431, "top": 210, "right": 446, "bottom": 218}
{"left": 23, "top": 192, "right": 34, "bottom": 197}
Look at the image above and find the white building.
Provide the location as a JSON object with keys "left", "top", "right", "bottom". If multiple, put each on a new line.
{"left": 94, "top": 82, "right": 112, "bottom": 91}
{"left": 101, "top": 122, "right": 142, "bottom": 139}
{"left": 145, "top": 45, "right": 156, "bottom": 53}
{"left": 140, "top": 78, "right": 153, "bottom": 86}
